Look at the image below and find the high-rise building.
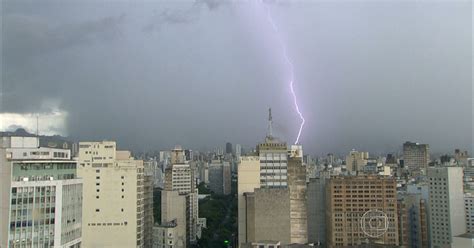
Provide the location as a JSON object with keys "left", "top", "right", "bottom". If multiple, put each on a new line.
{"left": 0, "top": 136, "right": 83, "bottom": 248}
{"left": 164, "top": 146, "right": 199, "bottom": 246}
{"left": 397, "top": 192, "right": 429, "bottom": 248}
{"left": 240, "top": 154, "right": 307, "bottom": 246}
{"left": 403, "top": 142, "right": 430, "bottom": 172}
{"left": 158, "top": 190, "right": 187, "bottom": 247}
{"left": 326, "top": 175, "right": 399, "bottom": 247}
{"left": 287, "top": 153, "right": 308, "bottom": 244}
{"left": 307, "top": 177, "right": 327, "bottom": 246}
{"left": 208, "top": 160, "right": 231, "bottom": 195}
{"left": 238, "top": 109, "right": 307, "bottom": 246}
{"left": 235, "top": 144, "right": 242, "bottom": 160}
{"left": 143, "top": 161, "right": 155, "bottom": 248}
{"left": 465, "top": 193, "right": 474, "bottom": 234}
{"left": 428, "top": 167, "right": 466, "bottom": 248}
{"left": 238, "top": 156, "right": 261, "bottom": 245}
{"left": 226, "top": 142, "right": 233, "bottom": 155}
{"left": 345, "top": 150, "right": 368, "bottom": 173}
{"left": 198, "top": 162, "right": 209, "bottom": 185}
{"left": 78, "top": 141, "right": 145, "bottom": 247}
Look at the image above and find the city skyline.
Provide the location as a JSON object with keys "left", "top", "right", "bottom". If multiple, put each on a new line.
{"left": 2, "top": 0, "right": 472, "bottom": 155}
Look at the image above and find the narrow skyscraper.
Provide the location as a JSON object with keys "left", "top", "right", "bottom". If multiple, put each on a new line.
{"left": 428, "top": 167, "right": 466, "bottom": 248}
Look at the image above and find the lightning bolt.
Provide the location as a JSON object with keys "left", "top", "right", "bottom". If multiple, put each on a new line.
{"left": 260, "top": 1, "right": 305, "bottom": 145}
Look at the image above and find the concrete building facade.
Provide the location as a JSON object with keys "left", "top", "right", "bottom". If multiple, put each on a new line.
{"left": 345, "top": 150, "right": 369, "bottom": 173}
{"left": 238, "top": 156, "right": 261, "bottom": 245}
{"left": 326, "top": 175, "right": 399, "bottom": 247}
{"left": 307, "top": 177, "right": 327, "bottom": 246}
{"left": 1, "top": 136, "right": 82, "bottom": 248}
{"left": 159, "top": 190, "right": 187, "bottom": 248}
{"left": 403, "top": 142, "right": 429, "bottom": 173}
{"left": 208, "top": 160, "right": 231, "bottom": 195}
{"left": 78, "top": 141, "right": 145, "bottom": 248}
{"left": 428, "top": 167, "right": 466, "bottom": 248}
{"left": 397, "top": 192, "right": 428, "bottom": 248}
{"left": 465, "top": 194, "right": 474, "bottom": 233}
{"left": 164, "top": 146, "right": 199, "bottom": 246}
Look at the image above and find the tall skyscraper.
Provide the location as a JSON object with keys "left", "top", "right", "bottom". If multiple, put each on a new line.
{"left": 257, "top": 109, "right": 288, "bottom": 188}
{"left": 235, "top": 144, "right": 242, "bottom": 160}
{"left": 465, "top": 193, "right": 474, "bottom": 233}
{"left": 403, "top": 142, "right": 430, "bottom": 172}
{"left": 78, "top": 141, "right": 146, "bottom": 247}
{"left": 208, "top": 160, "right": 231, "bottom": 195}
{"left": 1, "top": 136, "right": 83, "bottom": 248}
{"left": 226, "top": 142, "right": 233, "bottom": 155}
{"left": 143, "top": 160, "right": 155, "bottom": 248}
{"left": 428, "top": 167, "right": 466, "bottom": 248}
{"left": 164, "top": 146, "right": 199, "bottom": 246}
{"left": 326, "top": 175, "right": 399, "bottom": 247}
{"left": 307, "top": 177, "right": 327, "bottom": 246}
{"left": 238, "top": 156, "right": 260, "bottom": 245}
{"left": 238, "top": 109, "right": 307, "bottom": 246}
{"left": 239, "top": 152, "right": 307, "bottom": 246}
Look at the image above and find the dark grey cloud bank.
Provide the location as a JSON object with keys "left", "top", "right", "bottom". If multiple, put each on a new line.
{"left": 2, "top": 0, "right": 472, "bottom": 155}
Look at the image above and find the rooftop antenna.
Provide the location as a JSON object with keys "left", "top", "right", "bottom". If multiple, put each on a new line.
{"left": 36, "top": 114, "right": 39, "bottom": 148}
{"left": 267, "top": 107, "right": 273, "bottom": 138}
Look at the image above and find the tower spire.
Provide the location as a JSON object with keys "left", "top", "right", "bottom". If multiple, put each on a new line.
{"left": 267, "top": 108, "right": 273, "bottom": 138}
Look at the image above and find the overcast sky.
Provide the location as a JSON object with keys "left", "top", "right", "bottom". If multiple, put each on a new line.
{"left": 1, "top": 0, "right": 472, "bottom": 155}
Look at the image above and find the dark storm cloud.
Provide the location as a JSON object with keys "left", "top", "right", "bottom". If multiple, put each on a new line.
{"left": 4, "top": 13, "right": 126, "bottom": 62}
{"left": 2, "top": 13, "right": 126, "bottom": 113}
{"left": 2, "top": 0, "right": 472, "bottom": 155}
{"left": 142, "top": 0, "right": 230, "bottom": 32}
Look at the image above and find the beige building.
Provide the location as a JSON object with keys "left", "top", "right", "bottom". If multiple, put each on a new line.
{"left": 326, "top": 175, "right": 399, "bottom": 247}
{"left": 345, "top": 150, "right": 368, "bottom": 173}
{"left": 238, "top": 156, "right": 261, "bottom": 245}
{"left": 163, "top": 146, "right": 199, "bottom": 246}
{"left": 158, "top": 190, "right": 187, "bottom": 247}
{"left": 78, "top": 141, "right": 145, "bottom": 248}
{"left": 238, "top": 149, "right": 307, "bottom": 247}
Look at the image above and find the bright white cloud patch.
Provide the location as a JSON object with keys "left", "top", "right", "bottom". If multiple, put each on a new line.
{"left": 0, "top": 110, "right": 68, "bottom": 136}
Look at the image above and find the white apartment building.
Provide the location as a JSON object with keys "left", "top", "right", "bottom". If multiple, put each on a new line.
{"left": 0, "top": 136, "right": 82, "bottom": 248}
{"left": 465, "top": 193, "right": 474, "bottom": 233}
{"left": 428, "top": 167, "right": 466, "bottom": 248}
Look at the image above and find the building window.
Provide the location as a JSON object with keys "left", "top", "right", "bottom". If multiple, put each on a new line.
{"left": 96, "top": 209, "right": 100, "bottom": 212}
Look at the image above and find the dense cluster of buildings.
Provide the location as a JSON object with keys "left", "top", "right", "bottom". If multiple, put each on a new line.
{"left": 1, "top": 112, "right": 473, "bottom": 248}
{"left": 233, "top": 111, "right": 473, "bottom": 248}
